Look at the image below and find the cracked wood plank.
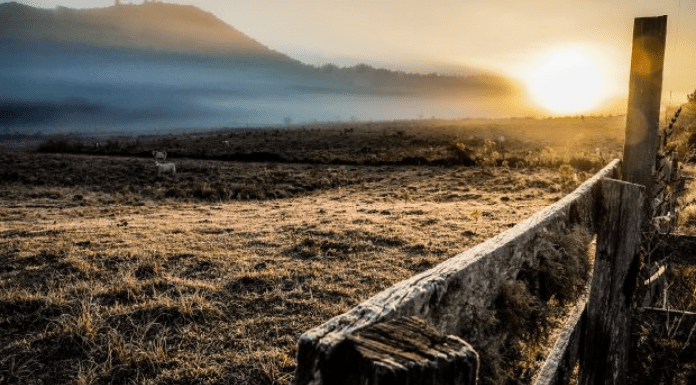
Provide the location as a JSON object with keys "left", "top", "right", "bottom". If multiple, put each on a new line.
{"left": 321, "top": 316, "right": 478, "bottom": 385}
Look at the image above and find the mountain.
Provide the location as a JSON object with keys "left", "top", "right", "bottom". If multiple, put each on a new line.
{"left": 0, "top": 2, "right": 532, "bottom": 133}
{"left": 0, "top": 1, "right": 294, "bottom": 63}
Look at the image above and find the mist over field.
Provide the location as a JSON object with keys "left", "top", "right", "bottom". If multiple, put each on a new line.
{"left": 0, "top": 2, "right": 529, "bottom": 135}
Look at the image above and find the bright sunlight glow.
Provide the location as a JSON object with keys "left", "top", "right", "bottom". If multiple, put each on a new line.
{"left": 528, "top": 46, "right": 609, "bottom": 115}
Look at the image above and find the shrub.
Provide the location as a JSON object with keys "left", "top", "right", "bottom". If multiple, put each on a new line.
{"left": 192, "top": 182, "right": 216, "bottom": 200}
{"left": 569, "top": 156, "right": 600, "bottom": 172}
{"left": 36, "top": 138, "right": 84, "bottom": 154}
{"left": 559, "top": 164, "right": 578, "bottom": 191}
{"left": 449, "top": 142, "right": 476, "bottom": 165}
{"left": 165, "top": 187, "right": 187, "bottom": 199}
{"left": 521, "top": 225, "right": 592, "bottom": 305}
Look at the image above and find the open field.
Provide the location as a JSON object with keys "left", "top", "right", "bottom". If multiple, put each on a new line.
{"left": 1, "top": 116, "right": 626, "bottom": 384}
{"left": 1, "top": 164, "right": 574, "bottom": 384}
{"left": 8, "top": 115, "right": 625, "bottom": 170}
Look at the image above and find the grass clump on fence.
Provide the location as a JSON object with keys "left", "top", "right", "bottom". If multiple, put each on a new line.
{"left": 464, "top": 225, "right": 593, "bottom": 385}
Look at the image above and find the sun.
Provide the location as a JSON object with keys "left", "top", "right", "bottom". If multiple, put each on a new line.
{"left": 527, "top": 46, "right": 609, "bottom": 115}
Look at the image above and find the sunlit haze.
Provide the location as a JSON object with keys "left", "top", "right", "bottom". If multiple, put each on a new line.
{"left": 527, "top": 45, "right": 610, "bottom": 115}
{"left": 7, "top": 0, "right": 696, "bottom": 117}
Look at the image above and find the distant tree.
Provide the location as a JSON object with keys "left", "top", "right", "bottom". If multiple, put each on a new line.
{"left": 321, "top": 64, "right": 339, "bottom": 73}
{"left": 353, "top": 64, "right": 372, "bottom": 74}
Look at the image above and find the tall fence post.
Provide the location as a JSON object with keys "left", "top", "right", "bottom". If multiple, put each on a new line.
{"left": 579, "top": 178, "right": 644, "bottom": 385}
{"left": 622, "top": 15, "right": 667, "bottom": 223}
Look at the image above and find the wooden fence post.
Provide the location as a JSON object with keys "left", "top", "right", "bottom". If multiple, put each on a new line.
{"left": 321, "top": 316, "right": 479, "bottom": 385}
{"left": 579, "top": 178, "right": 644, "bottom": 385}
{"left": 622, "top": 15, "right": 667, "bottom": 223}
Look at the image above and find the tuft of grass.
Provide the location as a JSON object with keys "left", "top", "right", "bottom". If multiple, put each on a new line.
{"left": 558, "top": 164, "right": 579, "bottom": 192}
{"left": 522, "top": 225, "right": 592, "bottom": 305}
{"left": 460, "top": 225, "right": 593, "bottom": 385}
{"left": 679, "top": 205, "right": 696, "bottom": 228}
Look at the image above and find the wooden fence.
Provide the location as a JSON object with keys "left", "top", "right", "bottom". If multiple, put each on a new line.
{"left": 295, "top": 15, "right": 673, "bottom": 385}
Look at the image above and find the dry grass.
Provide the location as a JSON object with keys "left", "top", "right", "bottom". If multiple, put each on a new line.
{"left": 622, "top": 101, "right": 696, "bottom": 385}
{"left": 664, "top": 103, "right": 696, "bottom": 161}
{"left": 627, "top": 162, "right": 696, "bottom": 385}
{"left": 464, "top": 225, "right": 593, "bottom": 385}
{"left": 0, "top": 165, "right": 574, "bottom": 384}
{"left": 0, "top": 116, "right": 625, "bottom": 384}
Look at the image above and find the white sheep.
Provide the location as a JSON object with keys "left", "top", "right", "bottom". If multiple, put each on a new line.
{"left": 155, "top": 161, "right": 176, "bottom": 176}
{"left": 152, "top": 151, "right": 167, "bottom": 162}
{"left": 223, "top": 140, "right": 230, "bottom": 147}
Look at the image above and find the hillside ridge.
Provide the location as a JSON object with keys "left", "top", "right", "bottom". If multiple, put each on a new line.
{"left": 0, "top": 1, "right": 524, "bottom": 86}
{"left": 0, "top": 1, "right": 294, "bottom": 62}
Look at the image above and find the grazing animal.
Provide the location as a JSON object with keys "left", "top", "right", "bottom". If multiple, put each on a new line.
{"left": 155, "top": 161, "right": 176, "bottom": 176}
{"left": 223, "top": 140, "right": 230, "bottom": 147}
{"left": 152, "top": 151, "right": 167, "bottom": 162}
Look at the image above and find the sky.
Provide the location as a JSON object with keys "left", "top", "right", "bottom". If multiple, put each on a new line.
{"left": 10, "top": 0, "right": 696, "bottom": 114}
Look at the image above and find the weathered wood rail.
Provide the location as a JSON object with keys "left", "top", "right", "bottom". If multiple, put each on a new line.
{"left": 295, "top": 15, "right": 675, "bottom": 385}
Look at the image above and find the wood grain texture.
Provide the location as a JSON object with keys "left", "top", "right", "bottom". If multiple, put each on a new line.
{"left": 622, "top": 15, "right": 667, "bottom": 223}
{"left": 579, "top": 178, "right": 644, "bottom": 385}
{"left": 322, "top": 316, "right": 478, "bottom": 385}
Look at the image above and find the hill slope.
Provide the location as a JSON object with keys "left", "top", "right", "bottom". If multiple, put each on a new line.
{"left": 0, "top": 1, "right": 294, "bottom": 62}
